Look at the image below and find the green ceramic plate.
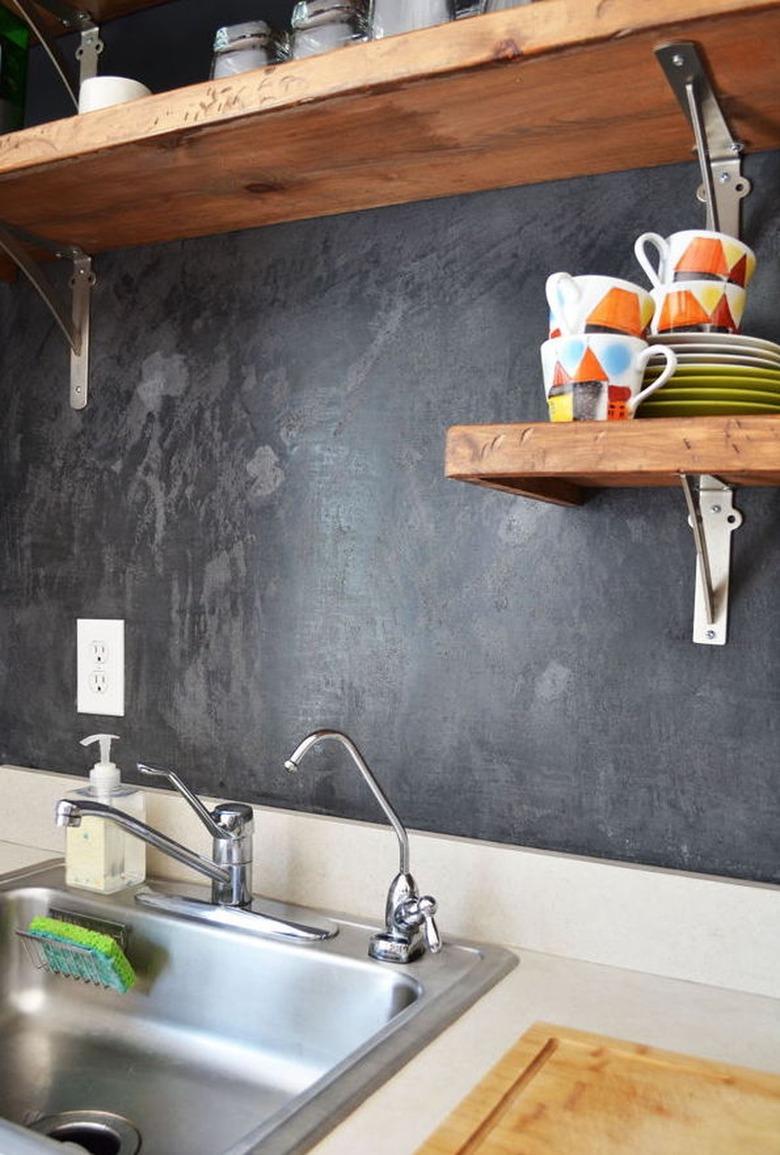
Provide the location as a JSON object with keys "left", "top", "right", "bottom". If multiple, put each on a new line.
{"left": 652, "top": 332, "right": 780, "bottom": 355}
{"left": 644, "top": 387, "right": 780, "bottom": 405}
{"left": 643, "top": 376, "right": 780, "bottom": 394}
{"left": 643, "top": 365, "right": 780, "bottom": 384}
{"left": 638, "top": 399, "right": 780, "bottom": 417}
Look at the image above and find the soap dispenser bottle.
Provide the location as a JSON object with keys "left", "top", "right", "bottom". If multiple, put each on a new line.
{"left": 65, "top": 734, "right": 146, "bottom": 893}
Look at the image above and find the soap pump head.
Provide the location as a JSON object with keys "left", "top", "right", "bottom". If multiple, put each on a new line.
{"left": 81, "top": 733, "right": 121, "bottom": 792}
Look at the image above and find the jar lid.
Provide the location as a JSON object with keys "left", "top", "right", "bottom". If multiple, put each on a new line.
{"left": 291, "top": 1, "right": 366, "bottom": 30}
{"left": 213, "top": 21, "right": 273, "bottom": 52}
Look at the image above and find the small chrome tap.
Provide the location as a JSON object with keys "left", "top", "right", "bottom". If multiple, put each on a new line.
{"left": 285, "top": 730, "right": 441, "bottom": 963}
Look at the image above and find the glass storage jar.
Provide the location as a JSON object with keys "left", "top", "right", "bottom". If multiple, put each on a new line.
{"left": 370, "top": 0, "right": 454, "bottom": 38}
{"left": 211, "top": 21, "right": 280, "bottom": 78}
{"left": 290, "top": 0, "right": 368, "bottom": 59}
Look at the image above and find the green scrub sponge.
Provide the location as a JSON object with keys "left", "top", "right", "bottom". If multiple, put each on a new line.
{"left": 26, "top": 916, "right": 136, "bottom": 993}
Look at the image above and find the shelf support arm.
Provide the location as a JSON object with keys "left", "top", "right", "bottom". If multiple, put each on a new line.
{"left": 0, "top": 223, "right": 95, "bottom": 410}
{"left": 680, "top": 474, "right": 743, "bottom": 646}
{"left": 655, "top": 41, "right": 751, "bottom": 239}
{"left": 10, "top": 0, "right": 103, "bottom": 111}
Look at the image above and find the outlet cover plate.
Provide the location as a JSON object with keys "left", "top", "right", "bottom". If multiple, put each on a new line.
{"left": 77, "top": 619, "right": 125, "bottom": 716}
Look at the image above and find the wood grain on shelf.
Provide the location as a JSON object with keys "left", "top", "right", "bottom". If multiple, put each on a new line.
{"left": 1, "top": 0, "right": 170, "bottom": 33}
{"left": 417, "top": 1021, "right": 780, "bottom": 1155}
{"left": 446, "top": 416, "right": 780, "bottom": 506}
{"left": 0, "top": 0, "right": 777, "bottom": 278}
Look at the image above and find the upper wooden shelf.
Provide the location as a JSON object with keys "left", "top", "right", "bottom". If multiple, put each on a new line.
{"left": 2, "top": 0, "right": 172, "bottom": 33}
{"left": 446, "top": 416, "right": 780, "bottom": 507}
{"left": 0, "top": 0, "right": 778, "bottom": 277}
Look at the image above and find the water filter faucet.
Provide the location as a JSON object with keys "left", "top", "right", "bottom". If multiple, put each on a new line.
{"left": 285, "top": 730, "right": 442, "bottom": 963}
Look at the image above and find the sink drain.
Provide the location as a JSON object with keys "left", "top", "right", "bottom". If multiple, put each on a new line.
{"left": 30, "top": 1111, "right": 141, "bottom": 1155}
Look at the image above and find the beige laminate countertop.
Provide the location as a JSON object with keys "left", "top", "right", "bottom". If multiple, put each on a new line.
{"left": 1, "top": 839, "right": 778, "bottom": 1155}
{"left": 0, "top": 839, "right": 56, "bottom": 876}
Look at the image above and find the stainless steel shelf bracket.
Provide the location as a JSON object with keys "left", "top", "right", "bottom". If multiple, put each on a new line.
{"left": 0, "top": 224, "right": 95, "bottom": 410}
{"left": 656, "top": 41, "right": 751, "bottom": 239}
{"left": 11, "top": 0, "right": 103, "bottom": 110}
{"left": 680, "top": 474, "right": 743, "bottom": 646}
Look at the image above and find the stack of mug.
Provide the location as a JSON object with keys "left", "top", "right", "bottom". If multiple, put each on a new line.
{"left": 634, "top": 228, "right": 756, "bottom": 334}
{"left": 541, "top": 274, "right": 677, "bottom": 422}
{"left": 540, "top": 228, "right": 757, "bottom": 423}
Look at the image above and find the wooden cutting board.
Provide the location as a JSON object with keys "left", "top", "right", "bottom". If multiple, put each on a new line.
{"left": 416, "top": 1021, "right": 780, "bottom": 1154}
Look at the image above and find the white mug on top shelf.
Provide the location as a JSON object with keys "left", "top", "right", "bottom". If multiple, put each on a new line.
{"left": 634, "top": 229, "right": 756, "bottom": 290}
{"left": 546, "top": 273, "right": 653, "bottom": 339}
{"left": 78, "top": 76, "right": 151, "bottom": 114}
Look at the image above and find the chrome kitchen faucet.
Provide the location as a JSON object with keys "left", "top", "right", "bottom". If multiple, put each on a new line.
{"left": 56, "top": 764, "right": 336, "bottom": 943}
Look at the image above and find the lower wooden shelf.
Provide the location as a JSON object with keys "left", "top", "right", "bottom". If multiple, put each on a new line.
{"left": 445, "top": 416, "right": 780, "bottom": 507}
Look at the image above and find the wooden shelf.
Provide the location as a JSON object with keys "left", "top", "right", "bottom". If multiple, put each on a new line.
{"left": 445, "top": 416, "right": 780, "bottom": 506}
{"left": 0, "top": 0, "right": 778, "bottom": 279}
{"left": 2, "top": 0, "right": 172, "bottom": 33}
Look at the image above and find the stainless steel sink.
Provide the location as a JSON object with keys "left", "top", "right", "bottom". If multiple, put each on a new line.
{"left": 0, "top": 861, "right": 516, "bottom": 1155}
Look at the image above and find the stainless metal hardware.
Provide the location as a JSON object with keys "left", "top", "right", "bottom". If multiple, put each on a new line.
{"left": 55, "top": 767, "right": 338, "bottom": 942}
{"left": 75, "top": 23, "right": 103, "bottom": 86}
{"left": 0, "top": 224, "right": 94, "bottom": 410}
{"left": 285, "top": 730, "right": 442, "bottom": 963}
{"left": 656, "top": 41, "right": 751, "bottom": 239}
{"left": 69, "top": 250, "right": 94, "bottom": 408}
{"left": 11, "top": 0, "right": 103, "bottom": 109}
{"left": 680, "top": 474, "right": 743, "bottom": 646}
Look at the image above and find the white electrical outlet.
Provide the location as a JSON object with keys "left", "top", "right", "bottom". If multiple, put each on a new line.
{"left": 77, "top": 619, "right": 125, "bottom": 716}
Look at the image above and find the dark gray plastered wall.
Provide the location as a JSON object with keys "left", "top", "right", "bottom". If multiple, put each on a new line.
{"left": 2, "top": 3, "right": 779, "bottom": 883}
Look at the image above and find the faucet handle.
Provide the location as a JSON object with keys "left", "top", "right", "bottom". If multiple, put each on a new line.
{"left": 138, "top": 763, "right": 227, "bottom": 840}
{"left": 417, "top": 896, "right": 442, "bottom": 954}
{"left": 396, "top": 894, "right": 442, "bottom": 954}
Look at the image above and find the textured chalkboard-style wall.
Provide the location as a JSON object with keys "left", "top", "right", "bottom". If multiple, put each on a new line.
{"left": 1, "top": 6, "right": 778, "bottom": 883}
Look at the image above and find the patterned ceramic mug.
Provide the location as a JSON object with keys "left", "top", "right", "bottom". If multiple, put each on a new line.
{"left": 650, "top": 280, "right": 746, "bottom": 335}
{"left": 546, "top": 273, "right": 654, "bottom": 339}
{"left": 634, "top": 229, "right": 756, "bottom": 289}
{"left": 540, "top": 334, "right": 677, "bottom": 422}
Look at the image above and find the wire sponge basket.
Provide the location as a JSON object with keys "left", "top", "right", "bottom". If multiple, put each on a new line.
{"left": 15, "top": 908, "right": 135, "bottom": 993}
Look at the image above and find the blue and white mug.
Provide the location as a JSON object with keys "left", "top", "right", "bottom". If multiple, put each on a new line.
{"left": 540, "top": 334, "right": 677, "bottom": 422}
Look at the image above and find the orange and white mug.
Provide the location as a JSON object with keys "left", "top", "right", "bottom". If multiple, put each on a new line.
{"left": 634, "top": 229, "right": 756, "bottom": 290}
{"left": 650, "top": 280, "right": 746, "bottom": 335}
{"left": 546, "top": 273, "right": 653, "bottom": 339}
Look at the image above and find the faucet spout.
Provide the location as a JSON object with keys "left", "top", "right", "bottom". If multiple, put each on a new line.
{"left": 55, "top": 798, "right": 232, "bottom": 889}
{"left": 285, "top": 729, "right": 409, "bottom": 874}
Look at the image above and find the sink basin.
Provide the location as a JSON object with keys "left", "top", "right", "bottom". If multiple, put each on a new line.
{"left": 0, "top": 861, "right": 516, "bottom": 1155}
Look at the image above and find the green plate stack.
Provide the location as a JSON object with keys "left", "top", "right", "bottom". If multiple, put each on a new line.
{"left": 638, "top": 332, "right": 780, "bottom": 417}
